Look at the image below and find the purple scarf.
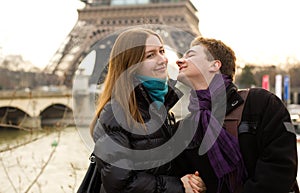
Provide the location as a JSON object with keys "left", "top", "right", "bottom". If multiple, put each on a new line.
{"left": 188, "top": 74, "right": 247, "bottom": 193}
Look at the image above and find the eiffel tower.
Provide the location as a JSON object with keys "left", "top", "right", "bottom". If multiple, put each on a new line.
{"left": 44, "top": 0, "right": 201, "bottom": 87}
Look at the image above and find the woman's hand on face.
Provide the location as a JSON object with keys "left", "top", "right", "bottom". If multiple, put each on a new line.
{"left": 181, "top": 171, "right": 206, "bottom": 193}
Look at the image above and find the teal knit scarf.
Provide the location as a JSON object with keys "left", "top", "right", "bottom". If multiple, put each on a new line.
{"left": 136, "top": 75, "right": 168, "bottom": 108}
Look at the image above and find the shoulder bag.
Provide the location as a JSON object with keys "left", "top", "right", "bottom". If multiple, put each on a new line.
{"left": 77, "top": 153, "right": 102, "bottom": 193}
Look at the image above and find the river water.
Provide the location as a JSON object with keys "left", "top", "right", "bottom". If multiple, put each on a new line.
{"left": 0, "top": 126, "right": 91, "bottom": 193}
{"left": 1, "top": 126, "right": 300, "bottom": 193}
{"left": 0, "top": 128, "right": 48, "bottom": 152}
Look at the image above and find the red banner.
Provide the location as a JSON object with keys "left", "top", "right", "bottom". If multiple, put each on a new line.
{"left": 262, "top": 75, "right": 269, "bottom": 91}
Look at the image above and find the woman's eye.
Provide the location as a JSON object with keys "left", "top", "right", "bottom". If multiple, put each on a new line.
{"left": 160, "top": 49, "right": 165, "bottom": 54}
{"left": 146, "top": 53, "right": 154, "bottom": 58}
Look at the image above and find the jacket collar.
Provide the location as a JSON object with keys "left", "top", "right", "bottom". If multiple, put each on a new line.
{"left": 226, "top": 83, "right": 245, "bottom": 115}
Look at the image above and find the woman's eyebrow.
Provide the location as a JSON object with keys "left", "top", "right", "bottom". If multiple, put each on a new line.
{"left": 145, "top": 49, "right": 155, "bottom": 54}
{"left": 145, "top": 46, "right": 164, "bottom": 53}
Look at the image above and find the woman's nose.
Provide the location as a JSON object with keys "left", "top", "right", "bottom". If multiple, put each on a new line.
{"left": 159, "top": 53, "right": 168, "bottom": 64}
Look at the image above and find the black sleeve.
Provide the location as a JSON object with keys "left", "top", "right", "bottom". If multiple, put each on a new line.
{"left": 94, "top": 123, "right": 185, "bottom": 193}
{"left": 242, "top": 91, "right": 298, "bottom": 193}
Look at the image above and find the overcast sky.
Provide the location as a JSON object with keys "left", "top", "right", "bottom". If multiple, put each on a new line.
{"left": 0, "top": 0, "right": 300, "bottom": 68}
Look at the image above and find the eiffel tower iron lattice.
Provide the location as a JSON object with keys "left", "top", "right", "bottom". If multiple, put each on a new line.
{"left": 44, "top": 0, "right": 201, "bottom": 87}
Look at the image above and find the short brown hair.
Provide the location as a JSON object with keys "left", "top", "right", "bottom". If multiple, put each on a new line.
{"left": 191, "top": 37, "right": 236, "bottom": 80}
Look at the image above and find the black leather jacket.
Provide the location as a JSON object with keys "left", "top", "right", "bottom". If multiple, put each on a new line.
{"left": 93, "top": 80, "right": 185, "bottom": 193}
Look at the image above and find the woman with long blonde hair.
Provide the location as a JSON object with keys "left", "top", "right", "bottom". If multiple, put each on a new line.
{"left": 90, "top": 27, "right": 205, "bottom": 193}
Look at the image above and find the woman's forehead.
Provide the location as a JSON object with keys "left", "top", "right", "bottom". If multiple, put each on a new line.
{"left": 145, "top": 35, "right": 162, "bottom": 47}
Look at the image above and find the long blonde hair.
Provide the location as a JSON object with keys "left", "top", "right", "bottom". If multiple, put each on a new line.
{"left": 90, "top": 27, "right": 164, "bottom": 136}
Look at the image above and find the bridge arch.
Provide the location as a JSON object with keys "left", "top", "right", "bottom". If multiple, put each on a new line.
{"left": 40, "top": 103, "right": 74, "bottom": 127}
{"left": 0, "top": 106, "right": 31, "bottom": 126}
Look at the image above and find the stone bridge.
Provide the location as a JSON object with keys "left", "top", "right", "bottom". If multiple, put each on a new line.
{"left": 0, "top": 90, "right": 76, "bottom": 129}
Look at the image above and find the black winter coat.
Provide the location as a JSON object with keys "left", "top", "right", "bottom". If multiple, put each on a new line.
{"left": 92, "top": 80, "right": 185, "bottom": 193}
{"left": 174, "top": 85, "right": 298, "bottom": 193}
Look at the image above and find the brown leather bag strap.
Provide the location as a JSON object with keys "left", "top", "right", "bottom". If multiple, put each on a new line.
{"left": 224, "top": 89, "right": 250, "bottom": 137}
